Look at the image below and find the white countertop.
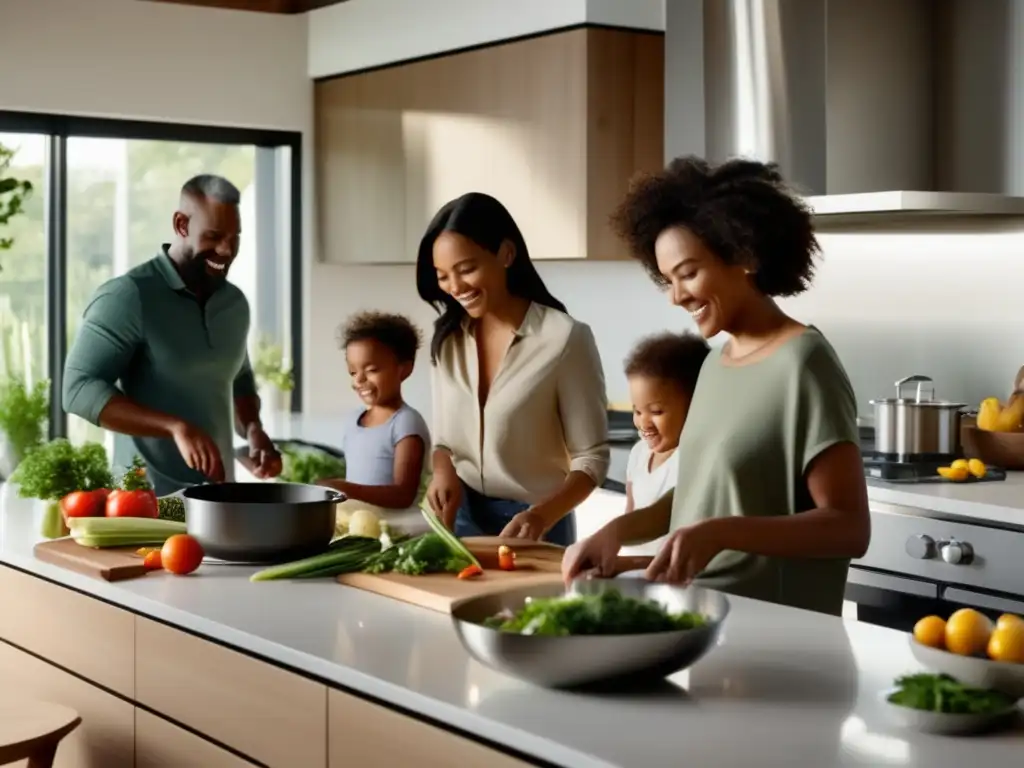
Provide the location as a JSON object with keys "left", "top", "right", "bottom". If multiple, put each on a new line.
{"left": 1, "top": 490, "right": 1021, "bottom": 767}
{"left": 866, "top": 474, "right": 1024, "bottom": 528}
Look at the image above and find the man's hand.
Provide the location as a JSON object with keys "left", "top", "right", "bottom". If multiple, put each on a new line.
{"left": 170, "top": 421, "right": 225, "bottom": 482}
{"left": 247, "top": 425, "right": 282, "bottom": 479}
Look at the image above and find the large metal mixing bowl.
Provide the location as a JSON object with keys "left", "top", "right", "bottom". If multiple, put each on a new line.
{"left": 451, "top": 577, "right": 730, "bottom": 688}
{"left": 183, "top": 482, "right": 343, "bottom": 563}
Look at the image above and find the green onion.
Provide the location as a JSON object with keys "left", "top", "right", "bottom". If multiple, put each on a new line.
{"left": 421, "top": 508, "right": 480, "bottom": 568}
{"left": 249, "top": 536, "right": 381, "bottom": 582}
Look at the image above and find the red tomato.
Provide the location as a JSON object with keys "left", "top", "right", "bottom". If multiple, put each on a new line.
{"left": 61, "top": 489, "right": 110, "bottom": 519}
{"left": 105, "top": 489, "right": 159, "bottom": 519}
{"left": 160, "top": 534, "right": 204, "bottom": 576}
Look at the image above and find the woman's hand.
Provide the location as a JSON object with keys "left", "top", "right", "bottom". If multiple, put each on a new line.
{"left": 644, "top": 520, "right": 723, "bottom": 584}
{"left": 499, "top": 509, "right": 548, "bottom": 541}
{"left": 560, "top": 526, "right": 622, "bottom": 585}
{"left": 426, "top": 463, "right": 462, "bottom": 529}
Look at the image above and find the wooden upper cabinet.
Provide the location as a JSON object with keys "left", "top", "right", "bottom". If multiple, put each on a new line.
{"left": 315, "top": 27, "right": 665, "bottom": 264}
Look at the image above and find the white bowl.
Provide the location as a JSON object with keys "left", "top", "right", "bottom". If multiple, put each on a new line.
{"left": 909, "top": 638, "right": 1024, "bottom": 700}
{"left": 880, "top": 688, "right": 1019, "bottom": 735}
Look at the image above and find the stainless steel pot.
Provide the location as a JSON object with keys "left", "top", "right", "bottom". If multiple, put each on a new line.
{"left": 869, "top": 375, "right": 967, "bottom": 460}
{"left": 183, "top": 482, "right": 344, "bottom": 563}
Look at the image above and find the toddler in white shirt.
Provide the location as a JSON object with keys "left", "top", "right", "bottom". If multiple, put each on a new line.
{"left": 621, "top": 331, "right": 710, "bottom": 556}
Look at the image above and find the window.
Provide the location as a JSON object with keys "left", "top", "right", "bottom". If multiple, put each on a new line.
{"left": 0, "top": 113, "right": 302, "bottom": 449}
{"left": 64, "top": 138, "right": 267, "bottom": 448}
{"left": 0, "top": 133, "right": 47, "bottom": 390}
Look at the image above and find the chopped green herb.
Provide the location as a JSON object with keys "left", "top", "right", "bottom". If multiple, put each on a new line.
{"left": 483, "top": 588, "right": 709, "bottom": 636}
{"left": 362, "top": 532, "right": 469, "bottom": 576}
{"left": 887, "top": 673, "right": 1016, "bottom": 715}
{"left": 157, "top": 495, "right": 186, "bottom": 524}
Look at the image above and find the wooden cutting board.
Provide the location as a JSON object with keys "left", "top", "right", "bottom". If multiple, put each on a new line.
{"left": 33, "top": 539, "right": 149, "bottom": 581}
{"left": 336, "top": 569, "right": 564, "bottom": 614}
{"left": 336, "top": 536, "right": 564, "bottom": 613}
{"left": 336, "top": 537, "right": 654, "bottom": 614}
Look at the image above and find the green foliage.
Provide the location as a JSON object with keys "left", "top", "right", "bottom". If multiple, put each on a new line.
{"left": 0, "top": 377, "right": 49, "bottom": 465}
{"left": 0, "top": 142, "right": 34, "bottom": 267}
{"left": 887, "top": 672, "right": 1016, "bottom": 715}
{"left": 11, "top": 438, "right": 113, "bottom": 500}
{"left": 119, "top": 455, "right": 153, "bottom": 491}
{"left": 252, "top": 334, "right": 294, "bottom": 392}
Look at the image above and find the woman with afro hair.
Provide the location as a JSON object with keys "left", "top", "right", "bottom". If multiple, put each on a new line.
{"left": 562, "top": 156, "right": 870, "bottom": 616}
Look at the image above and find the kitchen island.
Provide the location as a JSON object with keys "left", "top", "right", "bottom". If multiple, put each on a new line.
{"left": 1, "top": 494, "right": 1022, "bottom": 767}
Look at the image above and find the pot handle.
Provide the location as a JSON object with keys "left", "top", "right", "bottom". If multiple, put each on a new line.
{"left": 325, "top": 489, "right": 346, "bottom": 503}
{"left": 895, "top": 375, "right": 935, "bottom": 403}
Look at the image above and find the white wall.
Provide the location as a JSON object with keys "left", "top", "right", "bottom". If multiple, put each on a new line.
{"left": 308, "top": 0, "right": 663, "bottom": 78}
{"left": 308, "top": 219, "right": 1024, "bottom": 422}
{"left": 0, "top": 0, "right": 314, "bottom": 407}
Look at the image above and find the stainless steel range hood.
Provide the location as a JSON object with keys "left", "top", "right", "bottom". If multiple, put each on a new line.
{"left": 664, "top": 0, "right": 1024, "bottom": 221}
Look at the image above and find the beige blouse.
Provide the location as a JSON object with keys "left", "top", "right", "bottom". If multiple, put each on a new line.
{"left": 431, "top": 302, "right": 610, "bottom": 505}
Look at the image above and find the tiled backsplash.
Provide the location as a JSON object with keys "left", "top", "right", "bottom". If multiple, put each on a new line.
{"left": 307, "top": 218, "right": 1024, "bottom": 424}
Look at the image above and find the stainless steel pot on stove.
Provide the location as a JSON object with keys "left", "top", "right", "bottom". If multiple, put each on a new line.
{"left": 182, "top": 482, "right": 344, "bottom": 563}
{"left": 869, "top": 375, "right": 966, "bottom": 460}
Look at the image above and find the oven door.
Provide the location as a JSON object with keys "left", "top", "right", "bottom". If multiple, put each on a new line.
{"left": 846, "top": 566, "right": 1024, "bottom": 631}
{"left": 845, "top": 567, "right": 941, "bottom": 632}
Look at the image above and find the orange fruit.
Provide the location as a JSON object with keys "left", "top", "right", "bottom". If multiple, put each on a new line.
{"left": 944, "top": 608, "right": 993, "bottom": 656}
{"left": 913, "top": 615, "right": 947, "bottom": 649}
{"left": 988, "top": 621, "right": 1024, "bottom": 663}
{"left": 996, "top": 613, "right": 1024, "bottom": 632}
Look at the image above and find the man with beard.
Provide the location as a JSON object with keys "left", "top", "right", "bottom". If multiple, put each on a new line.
{"left": 63, "top": 174, "right": 282, "bottom": 495}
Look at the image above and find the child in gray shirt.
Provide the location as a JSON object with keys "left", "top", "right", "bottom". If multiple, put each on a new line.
{"left": 318, "top": 313, "right": 431, "bottom": 529}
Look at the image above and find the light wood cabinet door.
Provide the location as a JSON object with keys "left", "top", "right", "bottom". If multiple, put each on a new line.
{"left": 135, "top": 617, "right": 327, "bottom": 768}
{"left": 0, "top": 566, "right": 135, "bottom": 697}
{"left": 315, "top": 27, "right": 663, "bottom": 265}
{"left": 327, "top": 688, "right": 533, "bottom": 768}
{"left": 135, "top": 709, "right": 258, "bottom": 768}
{"left": 0, "top": 641, "right": 134, "bottom": 768}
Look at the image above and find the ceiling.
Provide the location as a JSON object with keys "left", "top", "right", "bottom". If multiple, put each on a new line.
{"left": 139, "top": 0, "right": 347, "bottom": 14}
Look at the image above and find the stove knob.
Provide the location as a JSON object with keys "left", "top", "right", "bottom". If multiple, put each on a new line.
{"left": 905, "top": 534, "right": 937, "bottom": 559}
{"left": 939, "top": 539, "right": 974, "bottom": 565}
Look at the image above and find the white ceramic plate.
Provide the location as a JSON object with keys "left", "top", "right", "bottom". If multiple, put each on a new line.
{"left": 909, "top": 638, "right": 1024, "bottom": 700}
{"left": 880, "top": 688, "right": 1019, "bottom": 735}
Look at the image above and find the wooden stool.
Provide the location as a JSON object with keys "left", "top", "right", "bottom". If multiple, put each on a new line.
{"left": 0, "top": 701, "right": 81, "bottom": 768}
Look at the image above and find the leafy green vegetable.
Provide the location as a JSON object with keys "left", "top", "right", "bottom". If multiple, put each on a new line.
{"left": 484, "top": 588, "right": 709, "bottom": 636}
{"left": 362, "top": 532, "right": 470, "bottom": 576}
{"left": 11, "top": 438, "right": 114, "bottom": 501}
{"left": 0, "top": 377, "right": 48, "bottom": 466}
{"left": 157, "top": 495, "right": 186, "bottom": 523}
{"left": 279, "top": 446, "right": 345, "bottom": 485}
{"left": 421, "top": 507, "right": 480, "bottom": 568}
{"left": 887, "top": 673, "right": 1016, "bottom": 715}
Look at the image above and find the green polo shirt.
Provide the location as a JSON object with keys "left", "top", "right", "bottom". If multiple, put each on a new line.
{"left": 63, "top": 248, "right": 257, "bottom": 496}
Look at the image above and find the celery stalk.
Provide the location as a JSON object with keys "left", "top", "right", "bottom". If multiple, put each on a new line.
{"left": 68, "top": 517, "right": 186, "bottom": 548}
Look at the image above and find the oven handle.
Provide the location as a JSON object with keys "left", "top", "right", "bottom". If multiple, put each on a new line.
{"left": 943, "top": 587, "right": 1024, "bottom": 615}
{"left": 847, "top": 568, "right": 938, "bottom": 598}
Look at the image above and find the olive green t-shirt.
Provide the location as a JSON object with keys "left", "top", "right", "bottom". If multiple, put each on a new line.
{"left": 670, "top": 326, "right": 859, "bottom": 616}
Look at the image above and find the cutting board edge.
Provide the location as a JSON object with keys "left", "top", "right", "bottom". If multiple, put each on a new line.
{"left": 33, "top": 539, "right": 150, "bottom": 582}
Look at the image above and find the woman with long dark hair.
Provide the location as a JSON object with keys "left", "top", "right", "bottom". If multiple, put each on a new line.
{"left": 417, "top": 192, "right": 610, "bottom": 545}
